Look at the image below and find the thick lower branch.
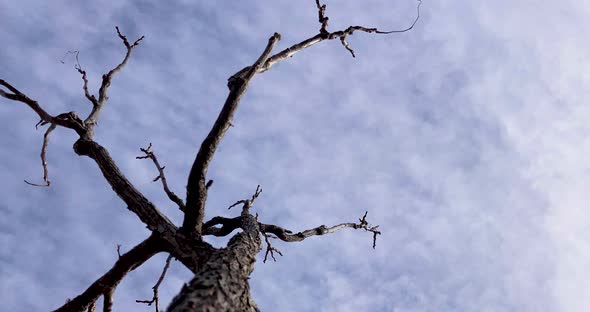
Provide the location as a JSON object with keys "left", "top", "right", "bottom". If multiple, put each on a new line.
{"left": 54, "top": 234, "right": 163, "bottom": 312}
{"left": 182, "top": 33, "right": 281, "bottom": 235}
{"left": 73, "top": 139, "right": 176, "bottom": 233}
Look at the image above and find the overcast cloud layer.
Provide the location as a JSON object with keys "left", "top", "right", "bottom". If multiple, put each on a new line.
{"left": 1, "top": 0, "right": 589, "bottom": 311}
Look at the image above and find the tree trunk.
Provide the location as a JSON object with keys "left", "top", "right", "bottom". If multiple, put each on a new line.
{"left": 167, "top": 214, "right": 262, "bottom": 312}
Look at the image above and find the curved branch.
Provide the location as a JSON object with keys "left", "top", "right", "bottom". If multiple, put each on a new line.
{"left": 136, "top": 254, "right": 173, "bottom": 312}
{"left": 182, "top": 33, "right": 281, "bottom": 235}
{"left": 259, "top": 0, "right": 422, "bottom": 70}
{"left": 54, "top": 234, "right": 163, "bottom": 312}
{"left": 0, "top": 80, "right": 86, "bottom": 134}
{"left": 84, "top": 26, "right": 144, "bottom": 137}
{"left": 24, "top": 123, "right": 56, "bottom": 187}
{"left": 137, "top": 143, "right": 186, "bottom": 211}
{"left": 202, "top": 216, "right": 242, "bottom": 237}
{"left": 259, "top": 211, "right": 381, "bottom": 248}
{"left": 73, "top": 139, "right": 176, "bottom": 234}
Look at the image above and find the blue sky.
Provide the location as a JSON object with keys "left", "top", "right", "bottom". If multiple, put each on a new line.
{"left": 1, "top": 0, "right": 589, "bottom": 311}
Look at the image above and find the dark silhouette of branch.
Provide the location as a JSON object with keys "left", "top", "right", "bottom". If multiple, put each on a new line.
{"left": 262, "top": 231, "right": 283, "bottom": 263}
{"left": 202, "top": 216, "right": 242, "bottom": 237}
{"left": 54, "top": 234, "right": 163, "bottom": 312}
{"left": 136, "top": 254, "right": 173, "bottom": 312}
{"left": 73, "top": 139, "right": 177, "bottom": 234}
{"left": 0, "top": 80, "right": 86, "bottom": 134}
{"left": 103, "top": 290, "right": 113, "bottom": 312}
{"left": 227, "top": 185, "right": 262, "bottom": 212}
{"left": 84, "top": 26, "right": 144, "bottom": 137}
{"left": 315, "top": 0, "right": 329, "bottom": 34}
{"left": 61, "top": 50, "right": 99, "bottom": 107}
{"left": 258, "top": 0, "right": 422, "bottom": 71}
{"left": 259, "top": 211, "right": 381, "bottom": 248}
{"left": 0, "top": 0, "right": 421, "bottom": 308}
{"left": 182, "top": 33, "right": 281, "bottom": 235}
{"left": 136, "top": 143, "right": 186, "bottom": 211}
{"left": 24, "top": 123, "right": 56, "bottom": 187}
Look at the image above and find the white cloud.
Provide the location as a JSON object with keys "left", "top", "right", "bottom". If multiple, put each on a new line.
{"left": 1, "top": 0, "right": 589, "bottom": 311}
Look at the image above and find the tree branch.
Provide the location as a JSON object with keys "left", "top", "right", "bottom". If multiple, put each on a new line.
{"left": 136, "top": 143, "right": 186, "bottom": 211}
{"left": 182, "top": 33, "right": 281, "bottom": 235}
{"left": 54, "top": 234, "right": 163, "bottom": 312}
{"left": 202, "top": 216, "right": 242, "bottom": 237}
{"left": 73, "top": 139, "right": 177, "bottom": 234}
{"left": 258, "top": 0, "right": 422, "bottom": 71}
{"left": 24, "top": 123, "right": 56, "bottom": 187}
{"left": 0, "top": 79, "right": 86, "bottom": 134}
{"left": 84, "top": 26, "right": 144, "bottom": 137}
{"left": 262, "top": 231, "right": 283, "bottom": 263}
{"left": 136, "top": 254, "right": 173, "bottom": 312}
{"left": 259, "top": 211, "right": 381, "bottom": 248}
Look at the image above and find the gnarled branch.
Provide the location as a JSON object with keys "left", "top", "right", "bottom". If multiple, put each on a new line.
{"left": 258, "top": 0, "right": 422, "bottom": 71}
{"left": 202, "top": 216, "right": 242, "bottom": 237}
{"left": 54, "top": 234, "right": 163, "bottom": 312}
{"left": 182, "top": 33, "right": 281, "bottom": 235}
{"left": 24, "top": 123, "right": 56, "bottom": 187}
{"left": 84, "top": 26, "right": 144, "bottom": 137}
{"left": 136, "top": 254, "right": 173, "bottom": 312}
{"left": 259, "top": 211, "right": 381, "bottom": 248}
{"left": 137, "top": 143, "right": 186, "bottom": 211}
{"left": 0, "top": 80, "right": 86, "bottom": 134}
{"left": 73, "top": 139, "right": 176, "bottom": 234}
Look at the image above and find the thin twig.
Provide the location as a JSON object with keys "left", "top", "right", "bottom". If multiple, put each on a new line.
{"left": 262, "top": 231, "right": 283, "bottom": 263}
{"left": 136, "top": 254, "right": 173, "bottom": 312}
{"left": 322, "top": 0, "right": 422, "bottom": 57}
{"left": 227, "top": 185, "right": 262, "bottom": 213}
{"left": 24, "top": 123, "right": 56, "bottom": 187}
{"left": 103, "top": 290, "right": 113, "bottom": 312}
{"left": 61, "top": 50, "right": 99, "bottom": 107}
{"left": 84, "top": 26, "right": 144, "bottom": 137}
{"left": 136, "top": 143, "right": 186, "bottom": 211}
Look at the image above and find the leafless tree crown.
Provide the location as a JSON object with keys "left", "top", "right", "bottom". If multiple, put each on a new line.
{"left": 1, "top": 1, "right": 420, "bottom": 311}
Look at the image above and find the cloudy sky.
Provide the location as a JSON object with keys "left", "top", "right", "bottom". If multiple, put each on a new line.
{"left": 1, "top": 0, "right": 589, "bottom": 311}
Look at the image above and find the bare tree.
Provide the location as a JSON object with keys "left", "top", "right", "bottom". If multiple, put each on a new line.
{"left": 1, "top": 1, "right": 420, "bottom": 311}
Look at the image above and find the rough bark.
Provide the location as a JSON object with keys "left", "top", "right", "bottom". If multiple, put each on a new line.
{"left": 168, "top": 215, "right": 262, "bottom": 312}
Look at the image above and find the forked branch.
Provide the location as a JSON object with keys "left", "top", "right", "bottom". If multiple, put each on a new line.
{"left": 24, "top": 123, "right": 56, "bottom": 187}
{"left": 137, "top": 143, "right": 186, "bottom": 211}
{"left": 262, "top": 231, "right": 283, "bottom": 263}
{"left": 202, "top": 216, "right": 242, "bottom": 237}
{"left": 84, "top": 26, "right": 144, "bottom": 136}
{"left": 136, "top": 254, "right": 173, "bottom": 312}
{"left": 0, "top": 80, "right": 86, "bottom": 134}
{"left": 54, "top": 234, "right": 163, "bottom": 312}
{"left": 259, "top": 0, "right": 421, "bottom": 71}
{"left": 183, "top": 34, "right": 280, "bottom": 235}
{"left": 259, "top": 211, "right": 381, "bottom": 249}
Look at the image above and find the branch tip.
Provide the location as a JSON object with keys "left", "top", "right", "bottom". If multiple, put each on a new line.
{"left": 136, "top": 143, "right": 185, "bottom": 211}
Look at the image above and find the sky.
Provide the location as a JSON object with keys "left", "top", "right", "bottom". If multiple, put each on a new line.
{"left": 1, "top": 0, "right": 589, "bottom": 311}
